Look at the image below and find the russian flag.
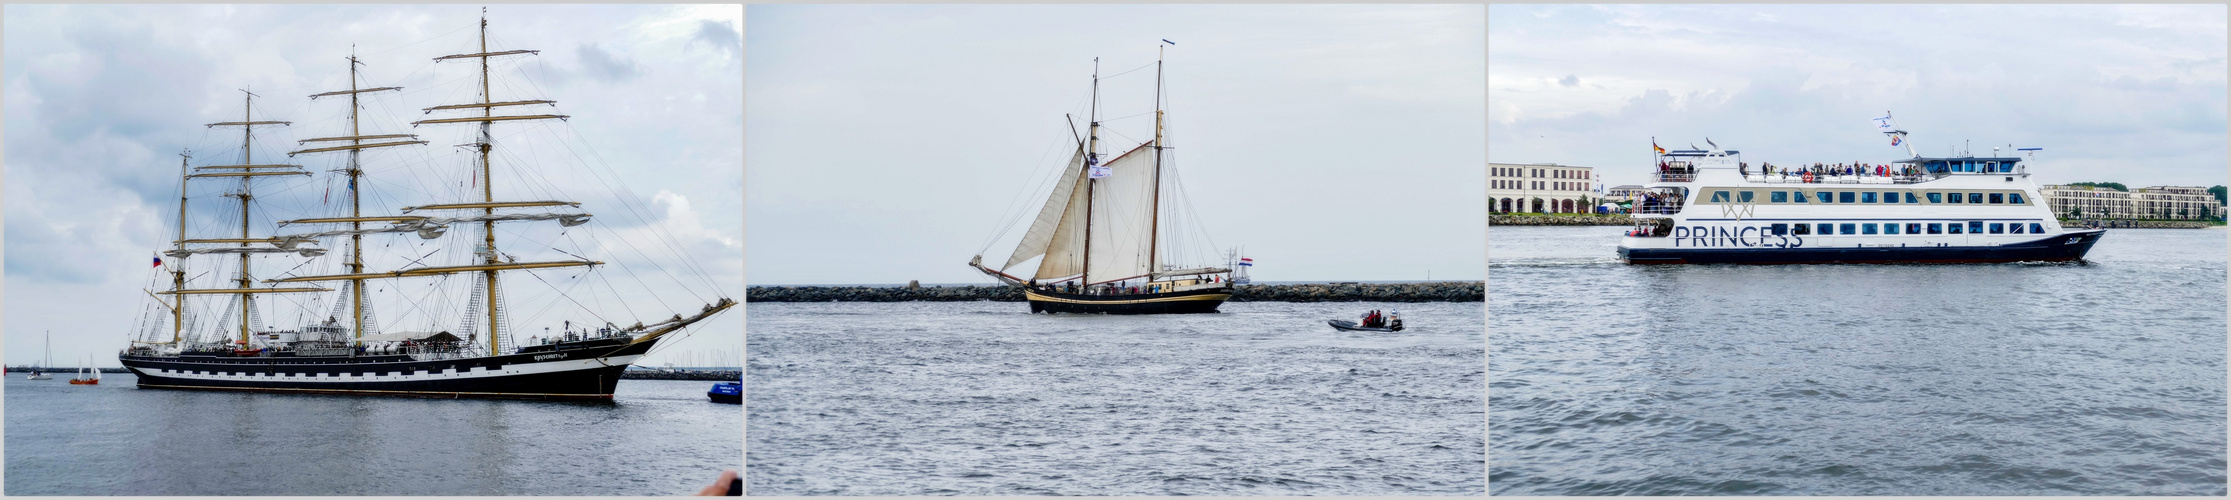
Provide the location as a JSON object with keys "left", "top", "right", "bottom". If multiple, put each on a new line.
{"left": 152, "top": 253, "right": 163, "bottom": 268}
{"left": 1239, "top": 257, "right": 1253, "bottom": 267}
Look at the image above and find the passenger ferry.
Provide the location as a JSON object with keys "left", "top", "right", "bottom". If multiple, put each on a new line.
{"left": 1618, "top": 117, "right": 2105, "bottom": 264}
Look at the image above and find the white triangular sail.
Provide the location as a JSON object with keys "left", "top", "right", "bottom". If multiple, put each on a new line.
{"left": 1084, "top": 141, "right": 1158, "bottom": 284}
{"left": 1034, "top": 167, "right": 1094, "bottom": 281}
{"left": 1005, "top": 148, "right": 1087, "bottom": 272}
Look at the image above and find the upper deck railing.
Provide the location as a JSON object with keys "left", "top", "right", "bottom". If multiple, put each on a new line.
{"left": 1743, "top": 173, "right": 1941, "bottom": 185}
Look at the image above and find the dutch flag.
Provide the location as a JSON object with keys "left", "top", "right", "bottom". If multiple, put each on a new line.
{"left": 1239, "top": 258, "right": 1253, "bottom": 267}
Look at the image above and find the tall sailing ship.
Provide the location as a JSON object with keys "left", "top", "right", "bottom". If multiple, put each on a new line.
{"left": 117, "top": 12, "right": 734, "bottom": 400}
{"left": 970, "top": 46, "right": 1237, "bottom": 314}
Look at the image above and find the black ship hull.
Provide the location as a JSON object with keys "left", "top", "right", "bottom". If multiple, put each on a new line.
{"left": 1024, "top": 287, "right": 1232, "bottom": 314}
{"left": 118, "top": 337, "right": 656, "bottom": 401}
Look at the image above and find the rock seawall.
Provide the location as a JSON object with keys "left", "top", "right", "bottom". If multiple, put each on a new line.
{"left": 1491, "top": 214, "right": 1632, "bottom": 226}
{"left": 747, "top": 282, "right": 1484, "bottom": 303}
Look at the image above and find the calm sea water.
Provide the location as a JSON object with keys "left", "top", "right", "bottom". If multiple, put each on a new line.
{"left": 1489, "top": 226, "right": 2227, "bottom": 495}
{"left": 5, "top": 374, "right": 740, "bottom": 495}
{"left": 746, "top": 301, "right": 1485, "bottom": 495}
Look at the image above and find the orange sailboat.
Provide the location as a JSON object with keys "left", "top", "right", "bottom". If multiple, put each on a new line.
{"left": 68, "top": 355, "right": 98, "bottom": 385}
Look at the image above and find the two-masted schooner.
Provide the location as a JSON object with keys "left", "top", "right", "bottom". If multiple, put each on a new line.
{"left": 970, "top": 46, "right": 1237, "bottom": 314}
{"left": 117, "top": 11, "right": 734, "bottom": 400}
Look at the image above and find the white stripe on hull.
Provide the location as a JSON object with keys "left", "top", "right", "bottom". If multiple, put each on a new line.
{"left": 139, "top": 354, "right": 642, "bottom": 385}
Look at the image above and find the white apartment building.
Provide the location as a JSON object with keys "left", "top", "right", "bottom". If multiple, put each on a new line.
{"left": 1490, "top": 162, "right": 1598, "bottom": 214}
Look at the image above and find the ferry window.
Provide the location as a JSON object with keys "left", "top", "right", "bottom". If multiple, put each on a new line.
{"left": 1946, "top": 192, "right": 1963, "bottom": 203}
{"left": 1947, "top": 223, "right": 1962, "bottom": 234}
{"left": 1839, "top": 223, "right": 1856, "bottom": 235}
{"left": 1861, "top": 192, "right": 1878, "bottom": 203}
{"left": 2009, "top": 193, "right": 2025, "bottom": 204}
{"left": 1711, "top": 191, "right": 1730, "bottom": 202}
{"left": 1816, "top": 192, "right": 1832, "bottom": 203}
{"left": 1739, "top": 191, "right": 1755, "bottom": 203}
{"left": 1771, "top": 191, "right": 1788, "bottom": 203}
{"left": 1838, "top": 191, "right": 1855, "bottom": 203}
{"left": 1928, "top": 193, "right": 1944, "bottom": 203}
{"left": 1928, "top": 223, "right": 1943, "bottom": 234}
{"left": 1817, "top": 223, "right": 1833, "bottom": 234}
{"left": 1989, "top": 193, "right": 2004, "bottom": 204}
{"left": 1793, "top": 223, "right": 1811, "bottom": 235}
{"left": 1862, "top": 223, "right": 1878, "bottom": 235}
{"left": 1968, "top": 193, "right": 1984, "bottom": 204}
{"left": 2010, "top": 223, "right": 2025, "bottom": 234}
{"left": 1770, "top": 223, "right": 1788, "bottom": 235}
{"left": 1791, "top": 191, "right": 1808, "bottom": 203}
{"left": 1885, "top": 223, "right": 1900, "bottom": 235}
{"left": 1906, "top": 223, "right": 1923, "bottom": 234}
{"left": 1989, "top": 223, "right": 2004, "bottom": 234}
{"left": 1883, "top": 192, "right": 1899, "bottom": 203}
{"left": 1968, "top": 221, "right": 1985, "bottom": 233}
{"left": 2031, "top": 223, "right": 2045, "bottom": 233}
{"left": 1906, "top": 192, "right": 1920, "bottom": 204}
{"left": 1985, "top": 162, "right": 1997, "bottom": 172}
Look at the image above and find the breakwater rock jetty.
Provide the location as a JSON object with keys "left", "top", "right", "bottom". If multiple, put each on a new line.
{"left": 748, "top": 281, "right": 1484, "bottom": 303}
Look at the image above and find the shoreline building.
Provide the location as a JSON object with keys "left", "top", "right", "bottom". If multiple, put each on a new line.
{"left": 2040, "top": 184, "right": 2221, "bottom": 220}
{"left": 1489, "top": 162, "right": 1597, "bottom": 214}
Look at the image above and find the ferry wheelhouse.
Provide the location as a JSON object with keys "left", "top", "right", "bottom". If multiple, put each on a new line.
{"left": 1618, "top": 119, "right": 2104, "bottom": 264}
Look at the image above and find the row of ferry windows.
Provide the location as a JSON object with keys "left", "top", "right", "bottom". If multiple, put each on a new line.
{"left": 1708, "top": 190, "right": 2026, "bottom": 205}
{"left": 1768, "top": 222, "right": 2047, "bottom": 236}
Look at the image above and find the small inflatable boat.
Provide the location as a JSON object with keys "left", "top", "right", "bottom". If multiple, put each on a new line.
{"left": 1327, "top": 319, "right": 1402, "bottom": 332}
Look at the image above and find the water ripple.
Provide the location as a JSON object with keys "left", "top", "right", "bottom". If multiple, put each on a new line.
{"left": 1490, "top": 226, "right": 2226, "bottom": 495}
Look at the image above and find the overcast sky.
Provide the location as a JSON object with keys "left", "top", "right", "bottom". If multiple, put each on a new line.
{"left": 747, "top": 4, "right": 1486, "bottom": 286}
{"left": 1490, "top": 4, "right": 2227, "bottom": 189}
{"left": 5, "top": 4, "right": 741, "bottom": 367}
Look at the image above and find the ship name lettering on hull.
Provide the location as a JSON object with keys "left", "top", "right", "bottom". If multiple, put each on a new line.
{"left": 1671, "top": 226, "right": 1804, "bottom": 248}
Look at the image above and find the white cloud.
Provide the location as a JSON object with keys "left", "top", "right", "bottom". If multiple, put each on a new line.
{"left": 1490, "top": 4, "right": 2226, "bottom": 189}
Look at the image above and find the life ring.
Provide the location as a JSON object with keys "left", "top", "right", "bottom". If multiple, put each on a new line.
{"left": 1802, "top": 172, "right": 1814, "bottom": 183}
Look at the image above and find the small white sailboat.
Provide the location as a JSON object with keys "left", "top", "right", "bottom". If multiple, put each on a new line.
{"left": 26, "top": 331, "right": 53, "bottom": 380}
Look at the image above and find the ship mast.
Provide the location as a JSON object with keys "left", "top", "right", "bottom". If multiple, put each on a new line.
{"left": 1083, "top": 58, "right": 1099, "bottom": 286}
{"left": 167, "top": 93, "right": 328, "bottom": 346}
{"left": 1149, "top": 46, "right": 1164, "bottom": 279}
{"left": 232, "top": 91, "right": 260, "bottom": 346}
{"left": 171, "top": 152, "right": 189, "bottom": 345}
{"left": 404, "top": 8, "right": 574, "bottom": 357}
{"left": 478, "top": 12, "right": 500, "bottom": 358}
{"left": 291, "top": 46, "right": 423, "bottom": 344}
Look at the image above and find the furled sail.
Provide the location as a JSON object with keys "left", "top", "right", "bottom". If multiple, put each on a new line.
{"left": 1004, "top": 148, "right": 1087, "bottom": 272}
{"left": 276, "top": 213, "right": 591, "bottom": 245}
{"left": 165, "top": 246, "right": 326, "bottom": 258}
{"left": 1084, "top": 141, "right": 1158, "bottom": 284}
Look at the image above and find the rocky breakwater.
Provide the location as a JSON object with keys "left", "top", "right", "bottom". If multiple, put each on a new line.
{"left": 1233, "top": 281, "right": 1482, "bottom": 302}
{"left": 1491, "top": 214, "right": 1632, "bottom": 226}
{"left": 746, "top": 281, "right": 1484, "bottom": 302}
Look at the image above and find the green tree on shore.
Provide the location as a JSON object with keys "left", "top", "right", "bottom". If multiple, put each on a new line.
{"left": 2069, "top": 182, "right": 2128, "bottom": 192}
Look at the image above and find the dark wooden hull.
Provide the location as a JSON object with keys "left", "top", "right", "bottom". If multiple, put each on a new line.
{"left": 1024, "top": 287, "right": 1232, "bottom": 314}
